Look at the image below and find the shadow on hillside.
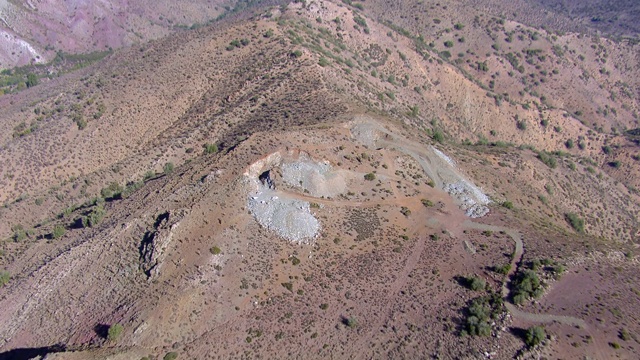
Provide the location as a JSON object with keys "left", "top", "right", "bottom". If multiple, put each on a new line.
{"left": 0, "top": 344, "right": 66, "bottom": 360}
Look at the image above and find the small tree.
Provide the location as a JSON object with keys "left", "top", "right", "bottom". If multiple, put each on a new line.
{"left": 318, "top": 57, "right": 329, "bottom": 67}
{"left": 364, "top": 173, "right": 376, "bottom": 181}
{"left": 163, "top": 162, "right": 174, "bottom": 174}
{"left": 163, "top": 352, "right": 178, "bottom": 360}
{"left": 52, "top": 225, "right": 66, "bottom": 239}
{"left": 525, "top": 326, "right": 545, "bottom": 347}
{"left": 107, "top": 323, "right": 124, "bottom": 341}
{"left": 432, "top": 130, "right": 444, "bottom": 143}
{"left": 204, "top": 143, "right": 218, "bottom": 154}
{"left": 346, "top": 317, "right": 358, "bottom": 328}
{"left": 26, "top": 73, "right": 39, "bottom": 88}
{"left": 0, "top": 271, "right": 10, "bottom": 287}
{"left": 565, "top": 213, "right": 584, "bottom": 233}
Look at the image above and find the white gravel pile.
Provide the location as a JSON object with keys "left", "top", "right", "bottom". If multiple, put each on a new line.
{"left": 281, "top": 155, "right": 346, "bottom": 198}
{"left": 443, "top": 181, "right": 490, "bottom": 218}
{"left": 247, "top": 185, "right": 320, "bottom": 244}
{"left": 431, "top": 146, "right": 456, "bottom": 167}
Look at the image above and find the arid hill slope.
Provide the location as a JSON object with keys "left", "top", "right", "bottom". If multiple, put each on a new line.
{"left": 0, "top": 1, "right": 639, "bottom": 359}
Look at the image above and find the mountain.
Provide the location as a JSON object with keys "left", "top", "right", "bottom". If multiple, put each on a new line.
{"left": 0, "top": 1, "right": 639, "bottom": 359}
{"left": 0, "top": 0, "right": 236, "bottom": 69}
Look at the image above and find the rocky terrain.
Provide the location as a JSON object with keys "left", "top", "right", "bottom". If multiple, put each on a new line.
{"left": 0, "top": 1, "right": 639, "bottom": 359}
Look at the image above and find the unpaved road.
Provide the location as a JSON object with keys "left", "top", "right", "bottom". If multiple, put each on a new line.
{"left": 351, "top": 119, "right": 593, "bottom": 333}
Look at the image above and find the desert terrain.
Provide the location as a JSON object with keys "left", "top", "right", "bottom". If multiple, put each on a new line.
{"left": 0, "top": 1, "right": 639, "bottom": 359}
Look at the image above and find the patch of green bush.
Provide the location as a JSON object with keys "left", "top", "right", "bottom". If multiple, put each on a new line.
{"left": 511, "top": 270, "right": 543, "bottom": 305}
{"left": 0, "top": 271, "right": 10, "bottom": 287}
{"left": 537, "top": 152, "right": 557, "bottom": 168}
{"left": 163, "top": 352, "right": 178, "bottom": 360}
{"left": 565, "top": 213, "right": 584, "bottom": 233}
{"left": 525, "top": 326, "right": 546, "bottom": 347}
{"left": 81, "top": 204, "right": 106, "bottom": 228}
{"left": 52, "top": 225, "right": 66, "bottom": 239}
{"left": 461, "top": 293, "right": 503, "bottom": 337}
{"left": 204, "top": 143, "right": 218, "bottom": 154}
{"left": 107, "top": 323, "right": 124, "bottom": 341}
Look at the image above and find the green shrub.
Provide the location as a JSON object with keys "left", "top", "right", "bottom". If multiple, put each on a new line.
{"left": 291, "top": 256, "right": 300, "bottom": 265}
{"left": 210, "top": 246, "right": 221, "bottom": 255}
{"left": 26, "top": 73, "right": 39, "bottom": 88}
{"left": 432, "top": 129, "right": 444, "bottom": 143}
{"left": 465, "top": 276, "right": 486, "bottom": 291}
{"left": 346, "top": 317, "right": 358, "bottom": 328}
{"left": 320, "top": 303, "right": 329, "bottom": 310}
{"left": 444, "top": 40, "right": 454, "bottom": 48}
{"left": 511, "top": 270, "right": 542, "bottom": 304}
{"left": 12, "top": 225, "right": 27, "bottom": 242}
{"left": 537, "top": 152, "right": 557, "bottom": 168}
{"left": 516, "top": 120, "right": 527, "bottom": 130}
{"left": 0, "top": 271, "right": 10, "bottom": 287}
{"left": 163, "top": 352, "right": 178, "bottom": 360}
{"left": 491, "top": 264, "right": 511, "bottom": 275}
{"left": 502, "top": 201, "right": 514, "bottom": 209}
{"left": 364, "top": 173, "right": 376, "bottom": 181}
{"left": 291, "top": 50, "right": 303, "bottom": 58}
{"left": 52, "top": 225, "right": 66, "bottom": 239}
{"left": 462, "top": 294, "right": 503, "bottom": 336}
{"left": 163, "top": 162, "right": 174, "bottom": 174}
{"left": 619, "top": 328, "right": 631, "bottom": 341}
{"left": 281, "top": 282, "right": 293, "bottom": 292}
{"left": 101, "top": 182, "right": 123, "bottom": 199}
{"left": 82, "top": 205, "right": 106, "bottom": 228}
{"left": 565, "top": 213, "right": 584, "bottom": 233}
{"left": 421, "top": 199, "right": 434, "bottom": 207}
{"left": 107, "top": 323, "right": 124, "bottom": 341}
{"left": 203, "top": 143, "right": 218, "bottom": 154}
{"left": 525, "top": 326, "right": 545, "bottom": 347}
{"left": 318, "top": 57, "right": 329, "bottom": 67}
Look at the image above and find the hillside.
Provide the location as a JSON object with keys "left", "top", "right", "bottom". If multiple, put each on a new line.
{"left": 0, "top": 1, "right": 639, "bottom": 359}
{"left": 0, "top": 0, "right": 241, "bottom": 69}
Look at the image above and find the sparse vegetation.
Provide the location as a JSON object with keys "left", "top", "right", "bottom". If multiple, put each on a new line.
{"left": 0, "top": 271, "right": 10, "bottom": 287}
{"left": 537, "top": 152, "right": 557, "bottom": 169}
{"left": 421, "top": 199, "right": 434, "bottom": 207}
{"left": 511, "top": 270, "right": 543, "bottom": 305}
{"left": 163, "top": 352, "right": 178, "bottom": 360}
{"left": 461, "top": 293, "right": 503, "bottom": 337}
{"left": 524, "top": 326, "right": 546, "bottom": 347}
{"left": 204, "top": 143, "right": 218, "bottom": 154}
{"left": 81, "top": 204, "right": 106, "bottom": 228}
{"left": 565, "top": 213, "right": 584, "bottom": 233}
{"left": 52, "top": 225, "right": 66, "bottom": 239}
{"left": 462, "top": 276, "right": 486, "bottom": 291}
{"left": 107, "top": 323, "right": 124, "bottom": 341}
{"left": 432, "top": 129, "right": 444, "bottom": 143}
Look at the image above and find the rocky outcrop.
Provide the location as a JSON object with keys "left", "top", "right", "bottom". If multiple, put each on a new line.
{"left": 139, "top": 210, "right": 187, "bottom": 280}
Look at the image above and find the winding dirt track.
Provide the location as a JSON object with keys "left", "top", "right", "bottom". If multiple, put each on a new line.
{"left": 349, "top": 120, "right": 594, "bottom": 334}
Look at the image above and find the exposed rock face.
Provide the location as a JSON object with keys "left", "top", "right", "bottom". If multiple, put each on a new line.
{"left": 139, "top": 210, "right": 187, "bottom": 279}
